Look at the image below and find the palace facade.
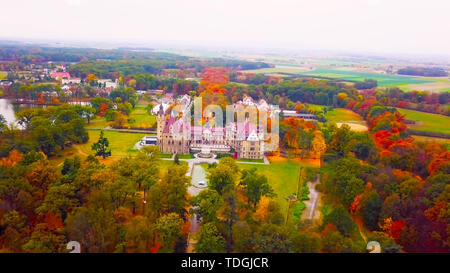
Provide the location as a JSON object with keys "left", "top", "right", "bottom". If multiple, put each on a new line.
{"left": 156, "top": 95, "right": 278, "bottom": 159}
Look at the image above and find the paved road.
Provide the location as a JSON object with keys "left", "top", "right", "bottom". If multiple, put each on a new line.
{"left": 302, "top": 174, "right": 321, "bottom": 222}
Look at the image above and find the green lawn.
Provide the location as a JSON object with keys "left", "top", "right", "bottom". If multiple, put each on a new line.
{"left": 159, "top": 153, "right": 173, "bottom": 158}
{"left": 129, "top": 108, "right": 156, "bottom": 129}
{"left": 85, "top": 117, "right": 109, "bottom": 129}
{"left": 238, "top": 160, "right": 318, "bottom": 214}
{"left": 86, "top": 109, "right": 156, "bottom": 130}
{"left": 177, "top": 154, "right": 194, "bottom": 159}
{"left": 50, "top": 130, "right": 146, "bottom": 165}
{"left": 397, "top": 108, "right": 450, "bottom": 135}
{"left": 324, "top": 108, "right": 365, "bottom": 124}
{"left": 237, "top": 158, "right": 265, "bottom": 163}
{"left": 0, "top": 71, "right": 7, "bottom": 80}
{"left": 306, "top": 104, "right": 327, "bottom": 112}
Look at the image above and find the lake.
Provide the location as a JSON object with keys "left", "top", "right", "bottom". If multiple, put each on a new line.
{"left": 0, "top": 98, "right": 91, "bottom": 125}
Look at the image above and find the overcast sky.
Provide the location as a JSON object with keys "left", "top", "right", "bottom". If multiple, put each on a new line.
{"left": 1, "top": 0, "right": 449, "bottom": 55}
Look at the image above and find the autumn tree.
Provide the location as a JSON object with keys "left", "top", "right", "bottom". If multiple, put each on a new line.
{"left": 310, "top": 130, "right": 326, "bottom": 159}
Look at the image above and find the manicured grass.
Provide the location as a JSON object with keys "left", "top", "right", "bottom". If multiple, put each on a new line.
{"left": 0, "top": 72, "right": 7, "bottom": 80}
{"left": 397, "top": 108, "right": 450, "bottom": 135}
{"left": 306, "top": 104, "right": 327, "bottom": 112}
{"left": 159, "top": 153, "right": 173, "bottom": 158}
{"left": 237, "top": 158, "right": 265, "bottom": 163}
{"left": 238, "top": 160, "right": 318, "bottom": 214}
{"left": 50, "top": 130, "right": 146, "bottom": 165}
{"left": 159, "top": 160, "right": 189, "bottom": 177}
{"left": 85, "top": 116, "right": 109, "bottom": 129}
{"left": 177, "top": 154, "right": 194, "bottom": 159}
{"left": 83, "top": 130, "right": 146, "bottom": 157}
{"left": 324, "top": 108, "right": 365, "bottom": 124}
{"left": 129, "top": 108, "right": 156, "bottom": 129}
{"left": 86, "top": 109, "right": 156, "bottom": 130}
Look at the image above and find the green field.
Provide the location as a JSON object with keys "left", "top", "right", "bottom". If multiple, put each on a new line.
{"left": 412, "top": 136, "right": 450, "bottom": 150}
{"left": 85, "top": 108, "right": 156, "bottom": 130}
{"left": 306, "top": 103, "right": 327, "bottom": 112}
{"left": 51, "top": 130, "right": 147, "bottom": 165}
{"left": 240, "top": 66, "right": 310, "bottom": 76}
{"left": 0, "top": 71, "right": 7, "bottom": 80}
{"left": 129, "top": 107, "right": 156, "bottom": 128}
{"left": 238, "top": 160, "right": 318, "bottom": 213}
{"left": 243, "top": 66, "right": 445, "bottom": 89}
{"left": 85, "top": 117, "right": 110, "bottom": 129}
{"left": 324, "top": 108, "right": 365, "bottom": 124}
{"left": 300, "top": 68, "right": 432, "bottom": 87}
{"left": 397, "top": 108, "right": 450, "bottom": 135}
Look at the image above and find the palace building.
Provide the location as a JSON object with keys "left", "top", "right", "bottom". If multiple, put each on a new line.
{"left": 156, "top": 95, "right": 278, "bottom": 159}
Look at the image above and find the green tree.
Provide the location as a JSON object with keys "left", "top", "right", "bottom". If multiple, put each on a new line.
{"left": 337, "top": 176, "right": 364, "bottom": 208}
{"left": 362, "top": 192, "right": 382, "bottom": 230}
{"left": 207, "top": 162, "right": 237, "bottom": 195}
{"left": 323, "top": 207, "right": 356, "bottom": 237}
{"left": 155, "top": 213, "right": 184, "bottom": 253}
{"left": 0, "top": 114, "right": 6, "bottom": 132}
{"left": 329, "top": 124, "right": 356, "bottom": 157}
{"left": 195, "top": 223, "right": 226, "bottom": 253}
{"left": 191, "top": 189, "right": 223, "bottom": 223}
{"left": 91, "top": 131, "right": 111, "bottom": 159}
{"left": 293, "top": 232, "right": 321, "bottom": 253}
{"left": 37, "top": 183, "right": 79, "bottom": 221}
{"left": 124, "top": 215, "right": 155, "bottom": 253}
{"left": 240, "top": 168, "right": 274, "bottom": 207}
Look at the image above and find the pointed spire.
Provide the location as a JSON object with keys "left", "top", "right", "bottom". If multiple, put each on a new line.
{"left": 158, "top": 104, "right": 165, "bottom": 116}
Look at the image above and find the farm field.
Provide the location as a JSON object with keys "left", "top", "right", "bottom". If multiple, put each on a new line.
{"left": 238, "top": 160, "right": 318, "bottom": 213}
{"left": 399, "top": 77, "right": 450, "bottom": 92}
{"left": 239, "top": 66, "right": 450, "bottom": 92}
{"left": 299, "top": 68, "right": 432, "bottom": 87}
{"left": 397, "top": 108, "right": 450, "bottom": 135}
{"left": 324, "top": 108, "right": 365, "bottom": 124}
{"left": 240, "top": 65, "right": 311, "bottom": 76}
{"left": 412, "top": 136, "right": 450, "bottom": 150}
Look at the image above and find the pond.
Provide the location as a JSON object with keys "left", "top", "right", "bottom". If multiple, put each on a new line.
{"left": 0, "top": 98, "right": 91, "bottom": 125}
